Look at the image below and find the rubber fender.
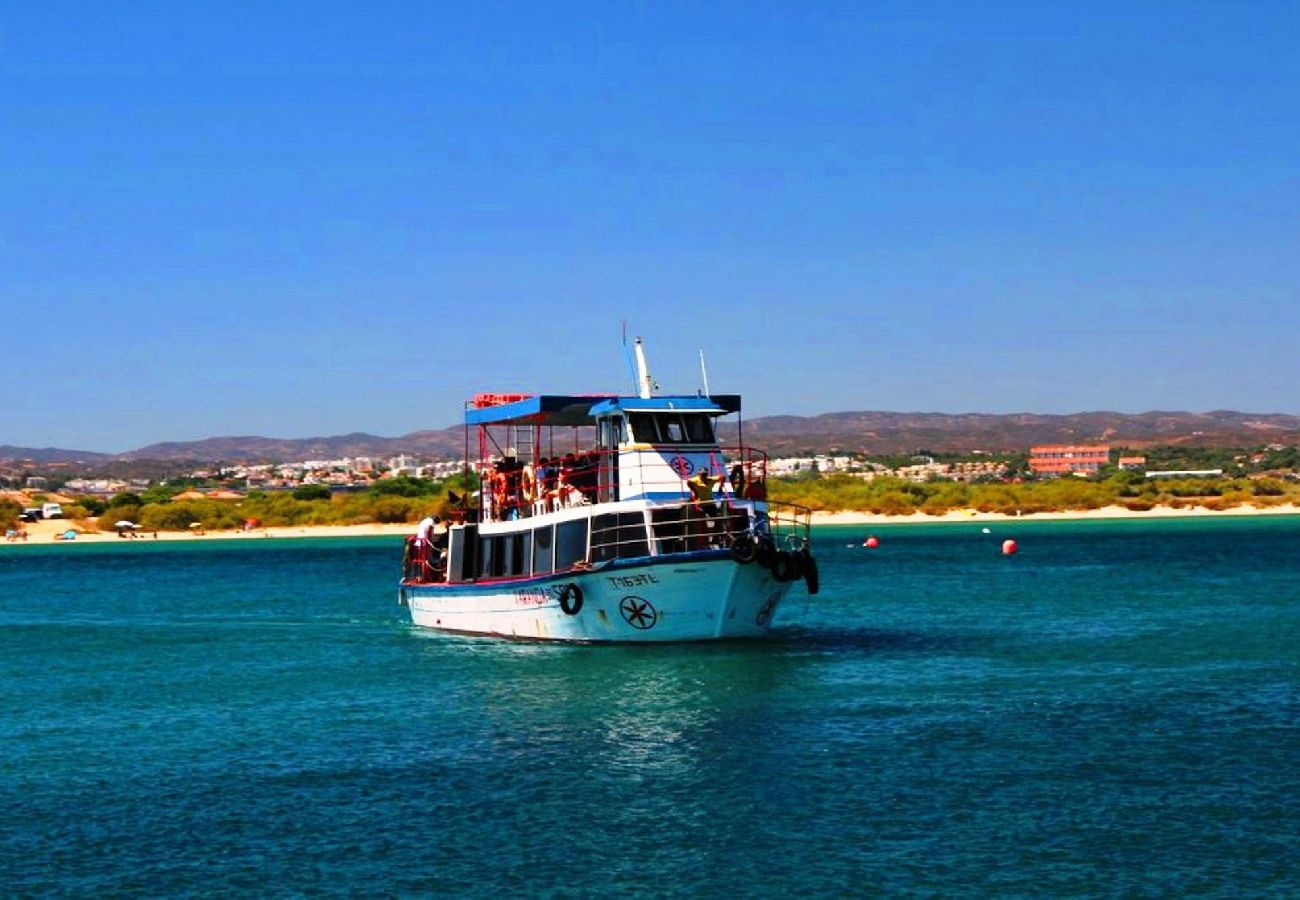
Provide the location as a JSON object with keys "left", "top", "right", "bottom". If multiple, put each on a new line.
{"left": 729, "top": 533, "right": 758, "bottom": 564}
{"left": 802, "top": 552, "right": 820, "bottom": 595}
{"left": 559, "top": 583, "right": 584, "bottom": 615}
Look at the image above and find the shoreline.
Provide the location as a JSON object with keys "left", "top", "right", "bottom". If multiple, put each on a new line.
{"left": 6, "top": 520, "right": 416, "bottom": 545}
{"left": 804, "top": 503, "right": 1300, "bottom": 526}
{"left": 6, "top": 502, "right": 1300, "bottom": 546}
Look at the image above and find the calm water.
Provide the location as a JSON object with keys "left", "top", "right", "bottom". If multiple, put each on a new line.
{"left": 2, "top": 517, "right": 1299, "bottom": 895}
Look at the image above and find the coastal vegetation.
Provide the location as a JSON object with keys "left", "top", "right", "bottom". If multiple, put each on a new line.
{"left": 767, "top": 472, "right": 1298, "bottom": 516}
{"left": 7, "top": 456, "right": 1299, "bottom": 536}
{"left": 85, "top": 474, "right": 476, "bottom": 533}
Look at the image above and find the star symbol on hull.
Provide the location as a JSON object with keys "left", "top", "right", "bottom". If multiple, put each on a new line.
{"left": 619, "top": 595, "right": 658, "bottom": 629}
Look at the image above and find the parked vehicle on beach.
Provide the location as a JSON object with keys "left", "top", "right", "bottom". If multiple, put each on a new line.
{"left": 42, "top": 503, "right": 64, "bottom": 519}
{"left": 398, "top": 338, "right": 819, "bottom": 642}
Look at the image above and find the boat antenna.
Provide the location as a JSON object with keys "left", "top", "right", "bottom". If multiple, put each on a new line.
{"left": 621, "top": 320, "right": 639, "bottom": 394}
{"left": 633, "top": 337, "right": 657, "bottom": 399}
{"left": 699, "top": 348, "right": 711, "bottom": 397}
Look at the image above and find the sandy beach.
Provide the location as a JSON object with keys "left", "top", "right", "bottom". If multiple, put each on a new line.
{"left": 805, "top": 503, "right": 1300, "bottom": 527}
{"left": 7, "top": 502, "right": 1299, "bottom": 546}
{"left": 6, "top": 518, "right": 417, "bottom": 545}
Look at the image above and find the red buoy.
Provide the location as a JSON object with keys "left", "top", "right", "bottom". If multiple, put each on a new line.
{"left": 1002, "top": 538, "right": 1018, "bottom": 556}
{"left": 864, "top": 535, "right": 879, "bottom": 548}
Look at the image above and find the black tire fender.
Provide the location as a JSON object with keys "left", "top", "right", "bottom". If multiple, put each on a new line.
{"left": 729, "top": 533, "right": 758, "bottom": 564}
{"left": 771, "top": 550, "right": 796, "bottom": 582}
{"left": 803, "top": 552, "right": 820, "bottom": 595}
{"left": 559, "top": 583, "right": 584, "bottom": 616}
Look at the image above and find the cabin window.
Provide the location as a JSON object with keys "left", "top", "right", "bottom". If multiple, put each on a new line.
{"left": 481, "top": 536, "right": 503, "bottom": 578}
{"left": 665, "top": 417, "right": 686, "bottom": 443}
{"left": 684, "top": 415, "right": 714, "bottom": 443}
{"left": 629, "top": 413, "right": 659, "bottom": 443}
{"left": 506, "top": 531, "right": 531, "bottom": 578}
{"left": 555, "top": 519, "right": 589, "bottom": 570}
{"left": 650, "top": 506, "right": 690, "bottom": 555}
{"left": 592, "top": 512, "right": 650, "bottom": 561}
{"left": 533, "top": 525, "right": 554, "bottom": 575}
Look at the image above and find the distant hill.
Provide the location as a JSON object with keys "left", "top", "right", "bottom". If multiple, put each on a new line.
{"left": 0, "top": 445, "right": 112, "bottom": 464}
{"left": 728, "top": 410, "right": 1300, "bottom": 457}
{"left": 114, "top": 429, "right": 464, "bottom": 462}
{"left": 5, "top": 410, "right": 1300, "bottom": 466}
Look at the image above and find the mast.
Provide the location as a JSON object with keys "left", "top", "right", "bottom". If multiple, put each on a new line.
{"left": 633, "top": 337, "right": 655, "bottom": 399}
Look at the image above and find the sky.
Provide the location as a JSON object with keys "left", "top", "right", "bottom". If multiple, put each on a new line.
{"left": 3, "top": 1, "right": 1298, "bottom": 452}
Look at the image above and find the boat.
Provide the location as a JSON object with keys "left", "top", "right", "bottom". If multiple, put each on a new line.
{"left": 397, "top": 339, "right": 818, "bottom": 642}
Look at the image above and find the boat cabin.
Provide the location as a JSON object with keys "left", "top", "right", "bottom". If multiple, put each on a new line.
{"left": 403, "top": 391, "right": 791, "bottom": 586}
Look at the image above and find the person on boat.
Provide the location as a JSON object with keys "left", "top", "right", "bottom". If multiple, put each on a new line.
{"left": 415, "top": 513, "right": 438, "bottom": 544}
{"left": 687, "top": 467, "right": 724, "bottom": 547}
{"left": 729, "top": 463, "right": 746, "bottom": 498}
{"left": 534, "top": 457, "right": 552, "bottom": 508}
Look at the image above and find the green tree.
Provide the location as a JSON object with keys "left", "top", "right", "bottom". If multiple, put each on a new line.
{"left": 141, "top": 484, "right": 178, "bottom": 504}
{"left": 369, "top": 475, "right": 436, "bottom": 498}
{"left": 292, "top": 484, "right": 332, "bottom": 501}
{"left": 0, "top": 499, "right": 20, "bottom": 530}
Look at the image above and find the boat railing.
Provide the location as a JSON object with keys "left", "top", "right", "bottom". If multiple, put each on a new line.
{"left": 402, "top": 495, "right": 811, "bottom": 586}
{"left": 475, "top": 445, "right": 771, "bottom": 524}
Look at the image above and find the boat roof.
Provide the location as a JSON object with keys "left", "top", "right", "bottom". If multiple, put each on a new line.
{"left": 464, "top": 393, "right": 741, "bottom": 427}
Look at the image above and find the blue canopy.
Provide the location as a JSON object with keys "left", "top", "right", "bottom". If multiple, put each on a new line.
{"left": 587, "top": 396, "right": 740, "bottom": 417}
{"left": 464, "top": 394, "right": 741, "bottom": 427}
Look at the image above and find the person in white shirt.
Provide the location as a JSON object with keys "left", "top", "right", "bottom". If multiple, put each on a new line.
{"left": 415, "top": 514, "right": 438, "bottom": 544}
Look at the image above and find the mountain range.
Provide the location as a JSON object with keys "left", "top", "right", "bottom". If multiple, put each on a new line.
{"left": 6, "top": 410, "right": 1300, "bottom": 466}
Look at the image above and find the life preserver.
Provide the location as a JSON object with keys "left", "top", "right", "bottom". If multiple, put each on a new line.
{"left": 802, "top": 551, "right": 820, "bottom": 595}
{"left": 729, "top": 533, "right": 758, "bottom": 564}
{"left": 559, "top": 583, "right": 584, "bottom": 615}
{"left": 521, "top": 464, "right": 536, "bottom": 503}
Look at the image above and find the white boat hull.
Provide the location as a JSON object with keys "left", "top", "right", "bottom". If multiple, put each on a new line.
{"left": 400, "top": 552, "right": 793, "bottom": 642}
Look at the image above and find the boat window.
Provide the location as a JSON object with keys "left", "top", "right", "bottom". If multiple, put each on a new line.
{"left": 481, "top": 536, "right": 503, "bottom": 578}
{"left": 592, "top": 512, "right": 649, "bottom": 561}
{"left": 684, "top": 415, "right": 714, "bottom": 443}
{"left": 628, "top": 413, "right": 659, "bottom": 443}
{"left": 506, "top": 531, "right": 531, "bottom": 578}
{"left": 555, "top": 519, "right": 588, "bottom": 570}
{"left": 659, "top": 415, "right": 686, "bottom": 443}
{"left": 532, "top": 525, "right": 554, "bottom": 575}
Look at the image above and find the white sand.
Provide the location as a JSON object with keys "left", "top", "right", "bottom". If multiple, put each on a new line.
{"left": 6, "top": 503, "right": 1298, "bottom": 547}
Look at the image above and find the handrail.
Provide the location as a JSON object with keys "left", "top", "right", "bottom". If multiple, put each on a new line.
{"left": 472, "top": 445, "right": 770, "bottom": 524}
{"left": 402, "top": 495, "right": 811, "bottom": 585}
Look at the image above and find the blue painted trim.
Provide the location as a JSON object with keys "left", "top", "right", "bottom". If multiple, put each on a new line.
{"left": 588, "top": 396, "right": 732, "bottom": 417}
{"left": 464, "top": 394, "right": 617, "bottom": 427}
{"left": 464, "top": 394, "right": 741, "bottom": 426}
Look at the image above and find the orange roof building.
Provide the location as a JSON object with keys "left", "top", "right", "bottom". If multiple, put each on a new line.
{"left": 1029, "top": 445, "right": 1111, "bottom": 476}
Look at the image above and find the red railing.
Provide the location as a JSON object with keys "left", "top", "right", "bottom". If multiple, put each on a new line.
{"left": 470, "top": 445, "right": 771, "bottom": 523}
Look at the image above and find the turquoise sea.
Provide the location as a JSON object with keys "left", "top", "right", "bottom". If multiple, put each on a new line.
{"left": 3, "top": 517, "right": 1299, "bottom": 895}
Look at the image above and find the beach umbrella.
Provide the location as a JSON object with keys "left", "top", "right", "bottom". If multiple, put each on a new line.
{"left": 188, "top": 522, "right": 202, "bottom": 529}
{"left": 115, "top": 520, "right": 136, "bottom": 529}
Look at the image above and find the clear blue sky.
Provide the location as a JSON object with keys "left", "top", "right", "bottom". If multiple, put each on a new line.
{"left": 3, "top": 1, "right": 1298, "bottom": 452}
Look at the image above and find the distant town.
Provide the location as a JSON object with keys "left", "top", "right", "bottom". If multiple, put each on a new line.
{"left": 5, "top": 441, "right": 1300, "bottom": 501}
